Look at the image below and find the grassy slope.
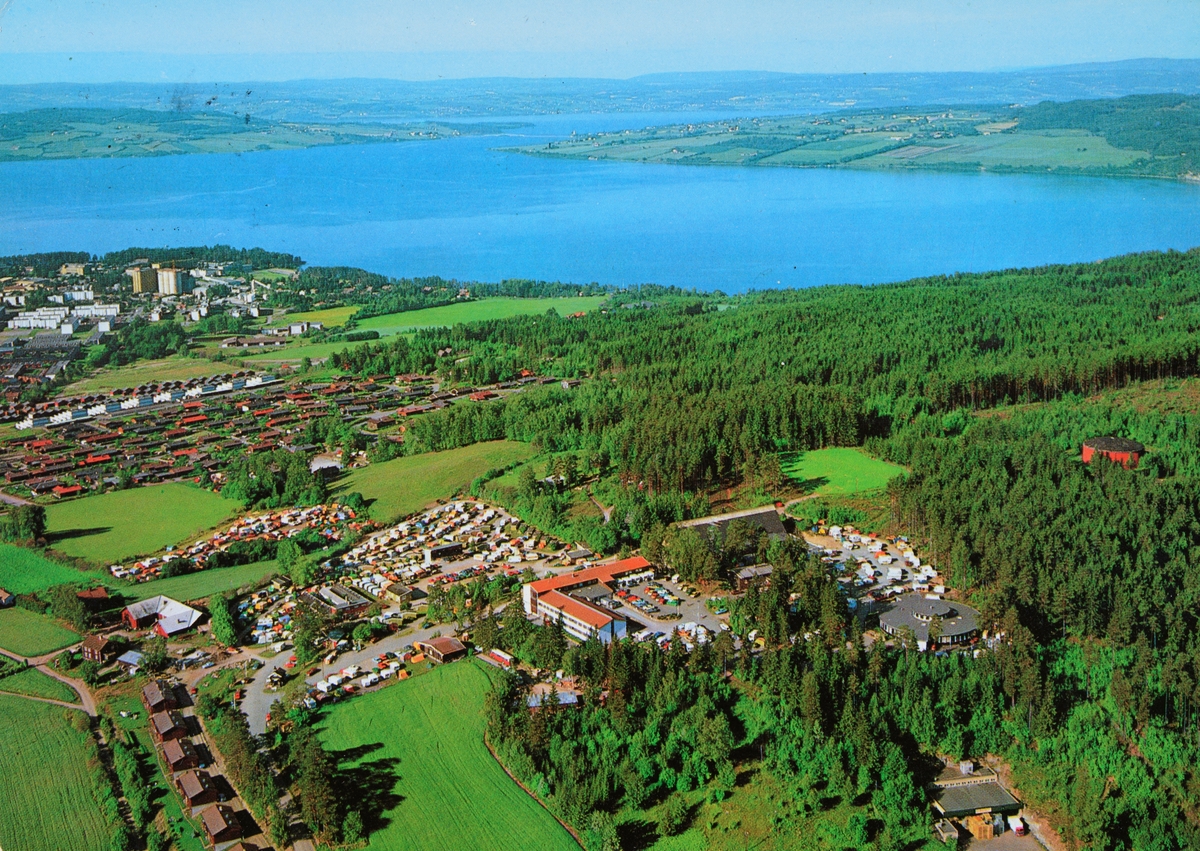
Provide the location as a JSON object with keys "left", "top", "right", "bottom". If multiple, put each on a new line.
{"left": 355, "top": 297, "right": 607, "bottom": 336}
{"left": 780, "top": 447, "right": 905, "bottom": 495}
{"left": 334, "top": 441, "right": 536, "bottom": 522}
{"left": 0, "top": 544, "right": 98, "bottom": 593}
{"left": 0, "top": 608, "right": 79, "bottom": 656}
{"left": 243, "top": 297, "right": 606, "bottom": 362}
{"left": 45, "top": 483, "right": 241, "bottom": 564}
{"left": 319, "top": 661, "right": 576, "bottom": 851}
{"left": 130, "top": 558, "right": 279, "bottom": 603}
{"left": 0, "top": 694, "right": 110, "bottom": 851}
{"left": 58, "top": 356, "right": 237, "bottom": 394}
{"left": 0, "top": 667, "right": 81, "bottom": 703}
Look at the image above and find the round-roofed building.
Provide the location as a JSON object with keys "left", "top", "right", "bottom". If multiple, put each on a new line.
{"left": 879, "top": 593, "right": 980, "bottom": 650}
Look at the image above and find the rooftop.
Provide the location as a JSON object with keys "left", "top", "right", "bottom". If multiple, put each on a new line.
{"left": 1084, "top": 436, "right": 1145, "bottom": 453}
{"left": 528, "top": 555, "right": 651, "bottom": 595}
{"left": 931, "top": 780, "right": 1020, "bottom": 817}
{"left": 878, "top": 593, "right": 980, "bottom": 644}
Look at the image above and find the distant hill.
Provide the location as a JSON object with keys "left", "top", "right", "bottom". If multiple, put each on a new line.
{"left": 512, "top": 93, "right": 1200, "bottom": 181}
{"left": 0, "top": 59, "right": 1198, "bottom": 123}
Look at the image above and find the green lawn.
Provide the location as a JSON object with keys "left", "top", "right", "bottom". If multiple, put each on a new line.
{"left": 0, "top": 667, "right": 81, "bottom": 703}
{"left": 0, "top": 694, "right": 111, "bottom": 851}
{"left": 0, "top": 544, "right": 99, "bottom": 594}
{"left": 319, "top": 660, "right": 576, "bottom": 851}
{"left": 335, "top": 441, "right": 536, "bottom": 522}
{"left": 0, "top": 607, "right": 80, "bottom": 657}
{"left": 45, "top": 483, "right": 242, "bottom": 564}
{"left": 780, "top": 447, "right": 906, "bottom": 495}
{"left": 131, "top": 559, "right": 279, "bottom": 603}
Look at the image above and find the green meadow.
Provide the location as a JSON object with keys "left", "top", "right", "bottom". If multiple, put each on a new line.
{"left": 319, "top": 661, "right": 576, "bottom": 851}
{"left": 334, "top": 440, "right": 535, "bottom": 522}
{"left": 45, "top": 483, "right": 241, "bottom": 564}
{"left": 781, "top": 447, "right": 905, "bottom": 495}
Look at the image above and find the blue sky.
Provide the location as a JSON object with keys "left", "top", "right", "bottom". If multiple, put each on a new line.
{"left": 0, "top": 0, "right": 1196, "bottom": 83}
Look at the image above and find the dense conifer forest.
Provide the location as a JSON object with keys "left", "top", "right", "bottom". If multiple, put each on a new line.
{"left": 325, "top": 247, "right": 1200, "bottom": 849}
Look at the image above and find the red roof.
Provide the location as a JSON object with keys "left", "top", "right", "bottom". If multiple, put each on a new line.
{"left": 538, "top": 590, "right": 616, "bottom": 630}
{"left": 528, "top": 555, "right": 651, "bottom": 595}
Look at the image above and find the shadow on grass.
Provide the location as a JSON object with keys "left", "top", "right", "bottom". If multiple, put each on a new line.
{"left": 331, "top": 742, "right": 404, "bottom": 836}
{"left": 46, "top": 526, "right": 112, "bottom": 543}
{"left": 616, "top": 817, "right": 659, "bottom": 851}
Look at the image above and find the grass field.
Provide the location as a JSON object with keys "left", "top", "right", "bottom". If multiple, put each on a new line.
{"left": 45, "top": 483, "right": 242, "bottom": 564}
{"left": 781, "top": 447, "right": 905, "bottom": 495}
{"left": 60, "top": 356, "right": 235, "bottom": 394}
{"left": 334, "top": 441, "right": 536, "bottom": 522}
{"left": 319, "top": 660, "right": 576, "bottom": 851}
{"left": 355, "top": 297, "right": 606, "bottom": 337}
{"left": 0, "top": 544, "right": 98, "bottom": 593}
{"left": 0, "top": 667, "right": 81, "bottom": 703}
{"left": 0, "top": 608, "right": 80, "bottom": 657}
{"left": 131, "top": 559, "right": 279, "bottom": 603}
{"left": 242, "top": 297, "right": 607, "bottom": 363}
{"left": 274, "top": 305, "right": 358, "bottom": 327}
{"left": 0, "top": 694, "right": 111, "bottom": 851}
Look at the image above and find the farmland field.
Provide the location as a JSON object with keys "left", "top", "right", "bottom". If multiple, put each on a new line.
{"left": 0, "top": 543, "right": 98, "bottom": 593}
{"left": 45, "top": 483, "right": 242, "bottom": 564}
{"left": 59, "top": 355, "right": 240, "bottom": 394}
{"left": 0, "top": 607, "right": 80, "bottom": 656}
{"left": 0, "top": 694, "right": 112, "bottom": 851}
{"left": 319, "top": 660, "right": 576, "bottom": 851}
{"left": 0, "top": 667, "right": 81, "bottom": 703}
{"left": 130, "top": 558, "right": 279, "bottom": 603}
{"left": 335, "top": 440, "right": 535, "bottom": 522}
{"left": 781, "top": 447, "right": 905, "bottom": 495}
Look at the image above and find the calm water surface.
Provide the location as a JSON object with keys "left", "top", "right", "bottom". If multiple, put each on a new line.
{"left": 2, "top": 113, "right": 1198, "bottom": 290}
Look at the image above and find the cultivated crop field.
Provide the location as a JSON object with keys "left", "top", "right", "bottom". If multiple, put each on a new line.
{"left": 335, "top": 440, "right": 535, "bottom": 522}
{"left": 0, "top": 667, "right": 81, "bottom": 703}
{"left": 781, "top": 447, "right": 905, "bottom": 495}
{"left": 130, "top": 558, "right": 279, "bottom": 603}
{"left": 45, "top": 483, "right": 242, "bottom": 564}
{"left": 0, "top": 694, "right": 111, "bottom": 851}
{"left": 0, "top": 607, "right": 79, "bottom": 656}
{"left": 319, "top": 661, "right": 576, "bottom": 851}
{"left": 0, "top": 543, "right": 96, "bottom": 593}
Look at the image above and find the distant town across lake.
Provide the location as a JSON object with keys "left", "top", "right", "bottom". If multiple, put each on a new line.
{"left": 2, "top": 112, "right": 1198, "bottom": 292}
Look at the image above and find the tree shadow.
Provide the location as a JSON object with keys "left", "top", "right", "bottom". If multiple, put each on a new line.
{"left": 616, "top": 816, "right": 659, "bottom": 851}
{"left": 330, "top": 742, "right": 404, "bottom": 836}
{"left": 46, "top": 526, "right": 112, "bottom": 543}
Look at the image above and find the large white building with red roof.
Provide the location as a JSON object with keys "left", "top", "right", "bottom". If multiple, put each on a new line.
{"left": 522, "top": 555, "right": 655, "bottom": 643}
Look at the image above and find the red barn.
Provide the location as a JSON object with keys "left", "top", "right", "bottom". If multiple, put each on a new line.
{"left": 1082, "top": 437, "right": 1145, "bottom": 469}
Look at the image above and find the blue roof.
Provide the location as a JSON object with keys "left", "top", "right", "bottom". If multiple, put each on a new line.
{"left": 117, "top": 650, "right": 144, "bottom": 665}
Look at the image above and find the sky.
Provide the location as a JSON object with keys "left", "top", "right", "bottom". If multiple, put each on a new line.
{"left": 0, "top": 0, "right": 1197, "bottom": 83}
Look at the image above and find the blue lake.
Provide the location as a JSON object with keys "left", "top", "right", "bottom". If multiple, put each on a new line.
{"left": 1, "top": 113, "right": 1198, "bottom": 291}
